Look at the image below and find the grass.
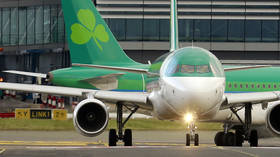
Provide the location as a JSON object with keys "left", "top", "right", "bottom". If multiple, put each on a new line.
{"left": 0, "top": 118, "right": 223, "bottom": 131}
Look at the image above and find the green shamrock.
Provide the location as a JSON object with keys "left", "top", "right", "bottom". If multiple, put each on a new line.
{"left": 71, "top": 9, "right": 109, "bottom": 51}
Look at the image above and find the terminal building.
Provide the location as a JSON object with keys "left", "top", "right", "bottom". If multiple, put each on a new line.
{"left": 0, "top": 0, "right": 280, "bottom": 82}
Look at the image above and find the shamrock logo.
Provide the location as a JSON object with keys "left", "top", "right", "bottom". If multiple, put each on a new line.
{"left": 70, "top": 9, "right": 109, "bottom": 51}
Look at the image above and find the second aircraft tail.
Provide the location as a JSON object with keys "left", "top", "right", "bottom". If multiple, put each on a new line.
{"left": 61, "top": 0, "right": 137, "bottom": 65}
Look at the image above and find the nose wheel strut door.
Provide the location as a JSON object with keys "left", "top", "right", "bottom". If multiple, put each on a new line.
{"left": 186, "top": 122, "right": 199, "bottom": 146}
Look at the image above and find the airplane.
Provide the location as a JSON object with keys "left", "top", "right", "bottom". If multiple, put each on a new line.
{"left": 1, "top": 0, "right": 280, "bottom": 147}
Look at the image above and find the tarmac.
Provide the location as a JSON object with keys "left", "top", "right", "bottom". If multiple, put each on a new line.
{"left": 0, "top": 130, "right": 280, "bottom": 157}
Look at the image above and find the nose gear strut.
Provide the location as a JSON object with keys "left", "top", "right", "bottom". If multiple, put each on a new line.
{"left": 186, "top": 122, "right": 199, "bottom": 146}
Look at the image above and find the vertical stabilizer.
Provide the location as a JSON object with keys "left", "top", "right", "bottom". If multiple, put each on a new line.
{"left": 61, "top": 0, "right": 137, "bottom": 65}
{"left": 170, "top": 0, "right": 179, "bottom": 52}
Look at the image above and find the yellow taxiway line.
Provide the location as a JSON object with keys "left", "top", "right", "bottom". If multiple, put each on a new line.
{"left": 0, "top": 141, "right": 217, "bottom": 147}
{"left": 0, "top": 141, "right": 106, "bottom": 146}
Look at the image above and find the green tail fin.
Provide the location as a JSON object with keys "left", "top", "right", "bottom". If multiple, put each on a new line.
{"left": 170, "top": 0, "right": 179, "bottom": 52}
{"left": 61, "top": 0, "right": 137, "bottom": 65}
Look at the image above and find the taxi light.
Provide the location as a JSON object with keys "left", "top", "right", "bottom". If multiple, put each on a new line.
{"left": 0, "top": 77, "right": 3, "bottom": 82}
{"left": 184, "top": 113, "right": 193, "bottom": 123}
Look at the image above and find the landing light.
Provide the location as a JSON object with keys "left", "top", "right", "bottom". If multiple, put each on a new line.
{"left": 184, "top": 113, "right": 193, "bottom": 123}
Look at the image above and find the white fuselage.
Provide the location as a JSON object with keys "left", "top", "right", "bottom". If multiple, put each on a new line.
{"left": 149, "top": 76, "right": 225, "bottom": 120}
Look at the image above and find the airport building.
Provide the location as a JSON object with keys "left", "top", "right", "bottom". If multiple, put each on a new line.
{"left": 0, "top": 0, "right": 280, "bottom": 81}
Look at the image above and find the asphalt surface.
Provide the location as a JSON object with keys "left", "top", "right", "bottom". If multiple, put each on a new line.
{"left": 0, "top": 131, "right": 280, "bottom": 157}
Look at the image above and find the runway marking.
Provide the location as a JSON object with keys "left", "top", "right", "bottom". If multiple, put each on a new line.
{"left": 26, "top": 145, "right": 175, "bottom": 150}
{"left": 0, "top": 141, "right": 106, "bottom": 146}
{"left": 214, "top": 147, "right": 259, "bottom": 157}
{"left": 254, "top": 147, "right": 280, "bottom": 149}
{"left": 0, "top": 148, "right": 6, "bottom": 154}
{"left": 135, "top": 142, "right": 183, "bottom": 146}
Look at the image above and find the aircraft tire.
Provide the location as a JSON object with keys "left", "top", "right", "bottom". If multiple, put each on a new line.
{"left": 235, "top": 129, "right": 243, "bottom": 146}
{"left": 124, "top": 129, "right": 132, "bottom": 146}
{"left": 194, "top": 134, "right": 199, "bottom": 146}
{"left": 249, "top": 130, "right": 258, "bottom": 147}
{"left": 186, "top": 133, "right": 190, "bottom": 146}
{"left": 109, "top": 129, "right": 117, "bottom": 146}
{"left": 223, "top": 132, "right": 235, "bottom": 146}
{"left": 214, "top": 132, "right": 224, "bottom": 146}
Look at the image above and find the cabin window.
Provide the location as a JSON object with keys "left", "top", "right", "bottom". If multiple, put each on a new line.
{"left": 240, "top": 84, "right": 243, "bottom": 88}
{"left": 251, "top": 84, "right": 254, "bottom": 88}
{"left": 181, "top": 65, "right": 195, "bottom": 73}
{"left": 246, "top": 84, "right": 248, "bottom": 88}
{"left": 234, "top": 84, "right": 237, "bottom": 88}
{"left": 268, "top": 84, "right": 271, "bottom": 88}
{"left": 257, "top": 84, "right": 260, "bottom": 88}
{"left": 228, "top": 83, "right": 232, "bottom": 88}
{"left": 197, "top": 65, "right": 210, "bottom": 73}
{"left": 274, "top": 84, "right": 277, "bottom": 89}
{"left": 263, "top": 84, "right": 266, "bottom": 88}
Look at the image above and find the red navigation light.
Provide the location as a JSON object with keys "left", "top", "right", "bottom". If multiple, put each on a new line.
{"left": 0, "top": 48, "right": 3, "bottom": 52}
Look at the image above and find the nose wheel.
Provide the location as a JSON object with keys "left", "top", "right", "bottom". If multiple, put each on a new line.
{"left": 186, "top": 122, "right": 199, "bottom": 146}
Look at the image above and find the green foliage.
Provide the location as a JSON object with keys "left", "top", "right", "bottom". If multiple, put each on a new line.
{"left": 0, "top": 119, "right": 222, "bottom": 131}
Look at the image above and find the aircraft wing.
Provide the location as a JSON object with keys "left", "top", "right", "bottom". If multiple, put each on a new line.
{"left": 0, "top": 82, "right": 151, "bottom": 110}
{"left": 220, "top": 91, "right": 280, "bottom": 110}
{"left": 224, "top": 65, "right": 271, "bottom": 72}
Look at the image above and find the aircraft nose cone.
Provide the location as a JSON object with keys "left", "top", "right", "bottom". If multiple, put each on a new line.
{"left": 162, "top": 77, "right": 225, "bottom": 116}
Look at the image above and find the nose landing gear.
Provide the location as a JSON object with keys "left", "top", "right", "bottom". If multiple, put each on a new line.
{"left": 186, "top": 122, "right": 199, "bottom": 146}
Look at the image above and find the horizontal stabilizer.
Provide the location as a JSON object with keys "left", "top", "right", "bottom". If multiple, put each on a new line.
{"left": 224, "top": 65, "right": 271, "bottom": 72}
{"left": 3, "top": 70, "right": 47, "bottom": 78}
{"left": 72, "top": 63, "right": 158, "bottom": 76}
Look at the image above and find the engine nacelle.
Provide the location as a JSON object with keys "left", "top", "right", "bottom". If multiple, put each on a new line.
{"left": 266, "top": 103, "right": 280, "bottom": 136}
{"left": 73, "top": 99, "right": 109, "bottom": 137}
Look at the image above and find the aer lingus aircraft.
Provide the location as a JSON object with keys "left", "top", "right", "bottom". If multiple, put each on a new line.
{"left": 2, "top": 0, "right": 280, "bottom": 147}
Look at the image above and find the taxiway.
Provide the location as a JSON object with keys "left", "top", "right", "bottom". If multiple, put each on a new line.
{"left": 0, "top": 131, "right": 280, "bottom": 157}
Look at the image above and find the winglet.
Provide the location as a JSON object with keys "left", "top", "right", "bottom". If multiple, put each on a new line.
{"left": 170, "top": 0, "right": 179, "bottom": 52}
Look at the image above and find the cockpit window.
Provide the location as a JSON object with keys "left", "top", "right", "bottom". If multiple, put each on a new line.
{"left": 160, "top": 47, "right": 225, "bottom": 77}
{"left": 175, "top": 64, "right": 180, "bottom": 73}
{"left": 197, "top": 65, "right": 210, "bottom": 73}
{"left": 181, "top": 65, "right": 195, "bottom": 73}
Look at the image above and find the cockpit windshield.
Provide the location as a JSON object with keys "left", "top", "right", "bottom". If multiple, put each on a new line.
{"left": 181, "top": 65, "right": 195, "bottom": 73}
{"left": 178, "top": 64, "right": 210, "bottom": 74}
{"left": 197, "top": 65, "right": 210, "bottom": 73}
{"left": 161, "top": 47, "right": 225, "bottom": 77}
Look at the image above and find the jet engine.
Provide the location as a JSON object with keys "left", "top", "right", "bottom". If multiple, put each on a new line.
{"left": 73, "top": 99, "right": 109, "bottom": 137}
{"left": 266, "top": 103, "right": 280, "bottom": 136}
